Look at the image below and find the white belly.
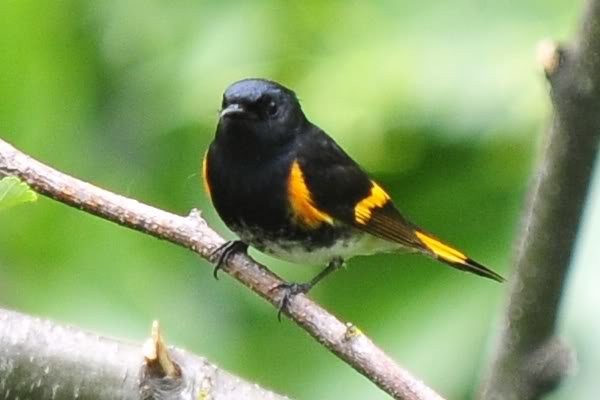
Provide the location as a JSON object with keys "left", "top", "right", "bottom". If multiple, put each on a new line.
{"left": 261, "top": 231, "right": 403, "bottom": 265}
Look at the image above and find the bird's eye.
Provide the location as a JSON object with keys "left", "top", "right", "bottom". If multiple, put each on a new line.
{"left": 266, "top": 100, "right": 278, "bottom": 117}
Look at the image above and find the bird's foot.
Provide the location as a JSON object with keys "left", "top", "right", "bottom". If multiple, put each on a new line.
{"left": 210, "top": 240, "right": 248, "bottom": 279}
{"left": 271, "top": 257, "right": 345, "bottom": 321}
{"left": 272, "top": 281, "right": 312, "bottom": 321}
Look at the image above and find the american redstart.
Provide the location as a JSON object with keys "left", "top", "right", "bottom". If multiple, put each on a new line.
{"left": 203, "top": 78, "right": 503, "bottom": 315}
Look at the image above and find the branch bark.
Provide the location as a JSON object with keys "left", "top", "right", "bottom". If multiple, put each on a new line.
{"left": 480, "top": 0, "right": 600, "bottom": 398}
{"left": 0, "top": 138, "right": 444, "bottom": 400}
{"left": 0, "top": 307, "right": 289, "bottom": 400}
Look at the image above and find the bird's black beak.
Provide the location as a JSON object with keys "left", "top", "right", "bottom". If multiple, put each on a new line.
{"left": 220, "top": 103, "right": 254, "bottom": 119}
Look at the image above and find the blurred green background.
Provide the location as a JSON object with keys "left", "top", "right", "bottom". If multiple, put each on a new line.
{"left": 1, "top": 0, "right": 598, "bottom": 398}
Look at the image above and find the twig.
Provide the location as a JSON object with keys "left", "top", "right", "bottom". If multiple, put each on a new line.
{"left": 479, "top": 0, "right": 600, "bottom": 398}
{"left": 0, "top": 138, "right": 444, "bottom": 400}
{"left": 0, "top": 307, "right": 289, "bottom": 400}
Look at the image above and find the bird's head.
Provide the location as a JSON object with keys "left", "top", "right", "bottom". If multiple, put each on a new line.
{"left": 216, "top": 79, "right": 307, "bottom": 150}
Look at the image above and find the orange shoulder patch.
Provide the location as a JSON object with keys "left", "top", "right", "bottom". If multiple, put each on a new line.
{"left": 354, "top": 181, "right": 391, "bottom": 225}
{"left": 287, "top": 160, "right": 333, "bottom": 228}
{"left": 415, "top": 231, "right": 467, "bottom": 264}
{"left": 202, "top": 152, "right": 211, "bottom": 198}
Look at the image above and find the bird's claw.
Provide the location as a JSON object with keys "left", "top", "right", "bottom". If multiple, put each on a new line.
{"left": 272, "top": 282, "right": 312, "bottom": 321}
{"left": 210, "top": 240, "right": 248, "bottom": 279}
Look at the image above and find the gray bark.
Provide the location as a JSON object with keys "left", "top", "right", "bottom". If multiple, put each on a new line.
{"left": 0, "top": 138, "right": 443, "bottom": 400}
{"left": 479, "top": 0, "right": 600, "bottom": 398}
{"left": 0, "top": 308, "right": 289, "bottom": 400}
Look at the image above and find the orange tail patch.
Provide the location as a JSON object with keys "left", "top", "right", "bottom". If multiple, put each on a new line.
{"left": 415, "top": 230, "right": 504, "bottom": 282}
{"left": 288, "top": 160, "right": 333, "bottom": 228}
{"left": 415, "top": 231, "right": 467, "bottom": 264}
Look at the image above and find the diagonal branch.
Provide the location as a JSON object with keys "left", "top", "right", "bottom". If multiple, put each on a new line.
{"left": 480, "top": 0, "right": 600, "bottom": 398}
{"left": 0, "top": 138, "right": 444, "bottom": 400}
{"left": 0, "top": 307, "right": 290, "bottom": 400}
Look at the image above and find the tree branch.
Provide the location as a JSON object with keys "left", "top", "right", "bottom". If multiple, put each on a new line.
{"left": 0, "top": 138, "right": 444, "bottom": 400}
{"left": 480, "top": 0, "right": 600, "bottom": 398}
{"left": 0, "top": 307, "right": 289, "bottom": 399}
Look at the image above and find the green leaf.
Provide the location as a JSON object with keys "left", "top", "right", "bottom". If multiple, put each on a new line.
{"left": 0, "top": 176, "right": 38, "bottom": 211}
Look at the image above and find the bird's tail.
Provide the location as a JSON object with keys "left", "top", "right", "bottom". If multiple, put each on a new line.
{"left": 414, "top": 231, "right": 504, "bottom": 282}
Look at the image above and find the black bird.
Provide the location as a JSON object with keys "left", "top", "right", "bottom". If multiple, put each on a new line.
{"left": 203, "top": 78, "right": 503, "bottom": 316}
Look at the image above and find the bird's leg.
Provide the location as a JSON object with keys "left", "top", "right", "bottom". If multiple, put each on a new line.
{"left": 210, "top": 240, "right": 248, "bottom": 279}
{"left": 274, "top": 257, "right": 345, "bottom": 321}
{"left": 304, "top": 256, "right": 345, "bottom": 290}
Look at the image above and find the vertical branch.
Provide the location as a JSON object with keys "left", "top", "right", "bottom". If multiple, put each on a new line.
{"left": 480, "top": 1, "right": 600, "bottom": 399}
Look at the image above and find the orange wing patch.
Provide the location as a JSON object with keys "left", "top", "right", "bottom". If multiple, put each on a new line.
{"left": 415, "top": 231, "right": 467, "bottom": 264}
{"left": 288, "top": 160, "right": 333, "bottom": 228}
{"left": 354, "top": 182, "right": 391, "bottom": 225}
{"left": 202, "top": 152, "right": 211, "bottom": 199}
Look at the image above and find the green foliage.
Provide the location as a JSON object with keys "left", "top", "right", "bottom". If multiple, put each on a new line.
{"left": 0, "top": 177, "right": 37, "bottom": 211}
{"left": 0, "top": 1, "right": 594, "bottom": 399}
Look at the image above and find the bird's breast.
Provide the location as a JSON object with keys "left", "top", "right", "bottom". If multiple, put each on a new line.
{"left": 206, "top": 144, "right": 293, "bottom": 232}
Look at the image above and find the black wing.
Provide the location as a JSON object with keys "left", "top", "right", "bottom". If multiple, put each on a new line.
{"left": 294, "top": 127, "right": 504, "bottom": 282}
